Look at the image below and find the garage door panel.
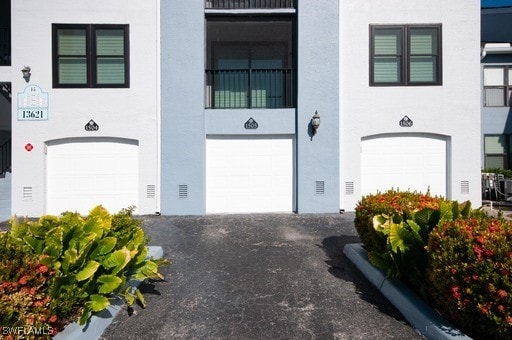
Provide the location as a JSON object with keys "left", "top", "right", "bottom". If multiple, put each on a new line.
{"left": 206, "top": 137, "right": 293, "bottom": 213}
{"left": 361, "top": 135, "right": 446, "bottom": 197}
{"left": 46, "top": 139, "right": 138, "bottom": 215}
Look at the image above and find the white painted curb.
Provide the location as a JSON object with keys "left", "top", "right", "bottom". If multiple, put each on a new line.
{"left": 54, "top": 246, "right": 164, "bottom": 340}
{"left": 343, "top": 243, "right": 472, "bottom": 340}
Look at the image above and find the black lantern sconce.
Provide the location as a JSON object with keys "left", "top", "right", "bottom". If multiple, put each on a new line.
{"left": 21, "top": 66, "right": 31, "bottom": 82}
{"left": 311, "top": 111, "right": 321, "bottom": 135}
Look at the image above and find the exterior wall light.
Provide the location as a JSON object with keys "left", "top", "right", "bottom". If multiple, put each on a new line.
{"left": 311, "top": 111, "right": 321, "bottom": 135}
{"left": 21, "top": 66, "right": 31, "bottom": 82}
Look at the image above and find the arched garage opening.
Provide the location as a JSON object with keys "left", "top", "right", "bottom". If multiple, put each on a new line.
{"left": 360, "top": 133, "right": 449, "bottom": 198}
{"left": 45, "top": 137, "right": 139, "bottom": 215}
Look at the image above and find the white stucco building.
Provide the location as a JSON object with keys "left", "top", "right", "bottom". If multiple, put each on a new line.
{"left": 340, "top": 0, "right": 482, "bottom": 210}
{"left": 0, "top": 0, "right": 482, "bottom": 220}
{"left": 1, "top": 0, "right": 160, "bottom": 218}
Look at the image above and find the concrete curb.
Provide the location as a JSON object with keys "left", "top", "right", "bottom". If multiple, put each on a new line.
{"left": 343, "top": 243, "right": 472, "bottom": 340}
{"left": 54, "top": 246, "right": 164, "bottom": 340}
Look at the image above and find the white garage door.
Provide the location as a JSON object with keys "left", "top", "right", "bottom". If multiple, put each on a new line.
{"left": 361, "top": 135, "right": 447, "bottom": 197}
{"left": 206, "top": 136, "right": 294, "bottom": 213}
{"left": 46, "top": 138, "right": 139, "bottom": 215}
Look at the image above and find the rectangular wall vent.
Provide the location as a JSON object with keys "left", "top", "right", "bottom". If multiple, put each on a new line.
{"left": 22, "top": 186, "right": 33, "bottom": 200}
{"left": 461, "top": 180, "right": 470, "bottom": 194}
{"left": 315, "top": 181, "right": 325, "bottom": 195}
{"left": 178, "top": 185, "right": 189, "bottom": 199}
{"left": 345, "top": 182, "right": 354, "bottom": 195}
{"left": 146, "top": 185, "right": 156, "bottom": 199}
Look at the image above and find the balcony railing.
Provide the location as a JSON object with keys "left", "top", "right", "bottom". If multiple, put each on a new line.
{"left": 0, "top": 139, "right": 11, "bottom": 176}
{"left": 206, "top": 68, "right": 295, "bottom": 109}
{"left": 0, "top": 28, "right": 11, "bottom": 66}
{"left": 205, "top": 0, "right": 295, "bottom": 9}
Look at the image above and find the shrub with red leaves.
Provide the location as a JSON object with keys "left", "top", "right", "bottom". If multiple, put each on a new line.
{"left": 427, "top": 217, "right": 512, "bottom": 339}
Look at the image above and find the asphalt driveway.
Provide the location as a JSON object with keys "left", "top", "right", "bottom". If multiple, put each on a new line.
{"left": 101, "top": 212, "right": 423, "bottom": 339}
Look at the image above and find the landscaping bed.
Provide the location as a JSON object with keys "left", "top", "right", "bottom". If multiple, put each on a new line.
{"left": 354, "top": 190, "right": 512, "bottom": 340}
{"left": 0, "top": 206, "right": 168, "bottom": 339}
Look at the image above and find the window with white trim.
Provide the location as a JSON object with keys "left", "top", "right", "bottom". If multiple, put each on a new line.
{"left": 52, "top": 24, "right": 129, "bottom": 88}
{"left": 370, "top": 24, "right": 442, "bottom": 86}
{"left": 483, "top": 66, "right": 512, "bottom": 107}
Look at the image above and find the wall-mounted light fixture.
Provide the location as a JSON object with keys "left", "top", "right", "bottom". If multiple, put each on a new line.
{"left": 21, "top": 66, "right": 31, "bottom": 82}
{"left": 311, "top": 111, "right": 321, "bottom": 135}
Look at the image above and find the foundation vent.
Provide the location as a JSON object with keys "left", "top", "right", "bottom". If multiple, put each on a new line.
{"left": 178, "top": 185, "right": 189, "bottom": 199}
{"left": 22, "top": 186, "right": 33, "bottom": 200}
{"left": 315, "top": 181, "right": 325, "bottom": 195}
{"left": 147, "top": 185, "right": 156, "bottom": 199}
{"left": 461, "top": 180, "right": 470, "bottom": 194}
{"left": 345, "top": 182, "right": 354, "bottom": 195}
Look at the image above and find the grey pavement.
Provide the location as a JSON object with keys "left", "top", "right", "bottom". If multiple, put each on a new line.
{"left": 100, "top": 213, "right": 423, "bottom": 340}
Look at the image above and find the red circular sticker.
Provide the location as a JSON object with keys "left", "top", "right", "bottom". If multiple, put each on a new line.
{"left": 25, "top": 143, "right": 33, "bottom": 152}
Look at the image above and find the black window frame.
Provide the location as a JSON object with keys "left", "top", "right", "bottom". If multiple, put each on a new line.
{"left": 484, "top": 134, "right": 512, "bottom": 170}
{"left": 52, "top": 24, "right": 130, "bottom": 88}
{"left": 483, "top": 65, "right": 512, "bottom": 107}
{"left": 370, "top": 24, "right": 442, "bottom": 87}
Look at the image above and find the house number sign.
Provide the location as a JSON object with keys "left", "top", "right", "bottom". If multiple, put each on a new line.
{"left": 399, "top": 115, "right": 413, "bottom": 127}
{"left": 244, "top": 118, "right": 259, "bottom": 130}
{"left": 85, "top": 120, "right": 99, "bottom": 131}
{"left": 17, "top": 85, "right": 49, "bottom": 121}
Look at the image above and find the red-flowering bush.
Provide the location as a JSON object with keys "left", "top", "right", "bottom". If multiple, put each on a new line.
{"left": 354, "top": 189, "right": 441, "bottom": 253}
{"left": 0, "top": 232, "right": 59, "bottom": 338}
{"left": 426, "top": 217, "right": 512, "bottom": 339}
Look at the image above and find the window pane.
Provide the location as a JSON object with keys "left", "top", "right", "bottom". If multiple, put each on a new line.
{"left": 374, "top": 29, "right": 401, "bottom": 55}
{"left": 484, "top": 88, "right": 506, "bottom": 106}
{"left": 485, "top": 135, "right": 506, "bottom": 153}
{"left": 96, "top": 29, "right": 124, "bottom": 56}
{"left": 58, "top": 29, "right": 86, "bottom": 55}
{"left": 251, "top": 69, "right": 283, "bottom": 108}
{"left": 509, "top": 68, "right": 512, "bottom": 86}
{"left": 214, "top": 70, "right": 248, "bottom": 108}
{"left": 59, "top": 57, "right": 87, "bottom": 84}
{"left": 374, "top": 57, "right": 401, "bottom": 83}
{"left": 97, "top": 58, "right": 125, "bottom": 84}
{"left": 410, "top": 28, "right": 437, "bottom": 55}
{"left": 486, "top": 155, "right": 505, "bottom": 169}
{"left": 484, "top": 68, "right": 505, "bottom": 86}
{"left": 410, "top": 56, "right": 436, "bottom": 82}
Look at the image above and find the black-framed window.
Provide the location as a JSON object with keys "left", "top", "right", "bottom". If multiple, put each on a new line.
{"left": 370, "top": 24, "right": 442, "bottom": 86}
{"left": 52, "top": 24, "right": 129, "bottom": 88}
{"left": 484, "top": 134, "right": 512, "bottom": 169}
{"left": 483, "top": 66, "right": 512, "bottom": 107}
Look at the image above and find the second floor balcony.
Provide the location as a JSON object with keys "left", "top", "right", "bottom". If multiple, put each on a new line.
{"left": 206, "top": 0, "right": 295, "bottom": 9}
{"left": 206, "top": 68, "right": 295, "bottom": 109}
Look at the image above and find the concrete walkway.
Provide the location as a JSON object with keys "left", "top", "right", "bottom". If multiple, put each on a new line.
{"left": 101, "top": 213, "right": 422, "bottom": 339}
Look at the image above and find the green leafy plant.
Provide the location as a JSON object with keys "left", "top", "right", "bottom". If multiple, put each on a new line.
{"left": 368, "top": 201, "right": 472, "bottom": 290}
{"left": 426, "top": 217, "right": 512, "bottom": 339}
{"left": 354, "top": 189, "right": 442, "bottom": 254}
{"left": 6, "top": 206, "right": 168, "bottom": 328}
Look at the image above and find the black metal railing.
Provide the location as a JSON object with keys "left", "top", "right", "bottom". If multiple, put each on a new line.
{"left": 0, "top": 139, "right": 11, "bottom": 175}
{"left": 205, "top": 0, "right": 295, "bottom": 9}
{"left": 206, "top": 68, "right": 295, "bottom": 109}
{"left": 0, "top": 28, "right": 11, "bottom": 66}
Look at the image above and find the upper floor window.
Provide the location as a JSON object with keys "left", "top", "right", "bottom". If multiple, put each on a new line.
{"left": 205, "top": 18, "right": 295, "bottom": 109}
{"left": 370, "top": 24, "right": 442, "bottom": 86}
{"left": 52, "top": 24, "right": 129, "bottom": 88}
{"left": 483, "top": 66, "right": 512, "bottom": 107}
